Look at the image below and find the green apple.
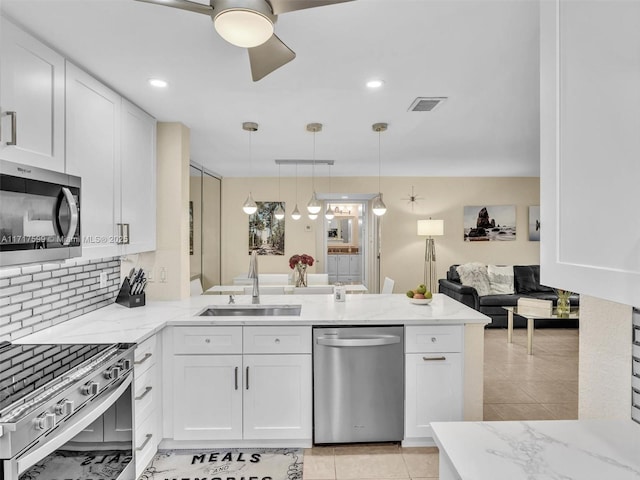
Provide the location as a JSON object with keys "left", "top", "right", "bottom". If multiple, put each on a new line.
{"left": 416, "top": 284, "right": 427, "bottom": 295}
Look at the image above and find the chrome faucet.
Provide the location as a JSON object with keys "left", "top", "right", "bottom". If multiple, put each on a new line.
{"left": 248, "top": 250, "right": 260, "bottom": 304}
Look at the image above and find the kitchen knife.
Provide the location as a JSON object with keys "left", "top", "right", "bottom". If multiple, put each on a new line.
{"left": 133, "top": 272, "right": 145, "bottom": 294}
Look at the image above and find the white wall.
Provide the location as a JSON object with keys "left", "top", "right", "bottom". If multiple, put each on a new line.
{"left": 222, "top": 176, "right": 540, "bottom": 293}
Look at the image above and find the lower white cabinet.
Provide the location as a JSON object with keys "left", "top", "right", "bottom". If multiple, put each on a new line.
{"left": 170, "top": 326, "right": 312, "bottom": 444}
{"left": 404, "top": 326, "right": 463, "bottom": 443}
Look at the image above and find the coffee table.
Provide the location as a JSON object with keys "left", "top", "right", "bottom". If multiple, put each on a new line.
{"left": 503, "top": 306, "right": 579, "bottom": 355}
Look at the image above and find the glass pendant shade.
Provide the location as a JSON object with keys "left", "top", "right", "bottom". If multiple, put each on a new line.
{"left": 274, "top": 204, "right": 285, "bottom": 220}
{"left": 308, "top": 213, "right": 318, "bottom": 220}
{"left": 372, "top": 193, "right": 387, "bottom": 216}
{"left": 307, "top": 191, "right": 322, "bottom": 214}
{"left": 324, "top": 205, "right": 335, "bottom": 220}
{"left": 291, "top": 205, "right": 301, "bottom": 220}
{"left": 242, "top": 192, "right": 257, "bottom": 215}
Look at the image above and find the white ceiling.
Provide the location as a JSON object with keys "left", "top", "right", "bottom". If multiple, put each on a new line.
{"left": 1, "top": 0, "right": 541, "bottom": 178}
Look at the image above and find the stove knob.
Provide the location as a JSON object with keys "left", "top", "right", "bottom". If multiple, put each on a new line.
{"left": 54, "top": 399, "right": 74, "bottom": 416}
{"left": 104, "top": 366, "right": 121, "bottom": 380}
{"left": 119, "top": 359, "right": 132, "bottom": 371}
{"left": 35, "top": 412, "right": 56, "bottom": 431}
{"left": 82, "top": 381, "right": 99, "bottom": 396}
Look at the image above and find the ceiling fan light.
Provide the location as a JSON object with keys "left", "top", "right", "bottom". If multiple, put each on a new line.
{"left": 214, "top": 9, "right": 274, "bottom": 48}
{"left": 291, "top": 205, "right": 301, "bottom": 220}
{"left": 242, "top": 192, "right": 258, "bottom": 214}
{"left": 274, "top": 204, "right": 285, "bottom": 220}
{"left": 307, "top": 191, "right": 322, "bottom": 214}
{"left": 372, "top": 194, "right": 387, "bottom": 216}
{"left": 324, "top": 206, "right": 335, "bottom": 220}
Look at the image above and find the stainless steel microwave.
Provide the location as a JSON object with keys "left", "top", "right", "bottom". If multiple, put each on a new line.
{"left": 0, "top": 160, "right": 81, "bottom": 267}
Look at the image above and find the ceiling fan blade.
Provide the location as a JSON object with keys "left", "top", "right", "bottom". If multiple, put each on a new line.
{"left": 134, "top": 0, "right": 213, "bottom": 16}
{"left": 268, "top": 0, "right": 355, "bottom": 15}
{"left": 248, "top": 34, "right": 296, "bottom": 81}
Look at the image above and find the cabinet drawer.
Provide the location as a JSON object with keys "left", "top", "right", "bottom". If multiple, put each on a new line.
{"left": 243, "top": 326, "right": 311, "bottom": 354}
{"left": 405, "top": 325, "right": 462, "bottom": 353}
{"left": 135, "top": 335, "right": 157, "bottom": 373}
{"left": 134, "top": 364, "right": 157, "bottom": 423}
{"left": 173, "top": 326, "right": 242, "bottom": 354}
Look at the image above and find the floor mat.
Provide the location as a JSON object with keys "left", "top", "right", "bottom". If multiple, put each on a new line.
{"left": 138, "top": 448, "right": 303, "bottom": 480}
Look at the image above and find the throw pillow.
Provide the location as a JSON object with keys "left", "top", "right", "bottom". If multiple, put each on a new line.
{"left": 487, "top": 265, "right": 515, "bottom": 294}
{"left": 456, "top": 262, "right": 491, "bottom": 297}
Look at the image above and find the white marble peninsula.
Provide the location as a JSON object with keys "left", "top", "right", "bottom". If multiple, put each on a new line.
{"left": 15, "top": 293, "right": 490, "bottom": 449}
{"left": 432, "top": 419, "right": 640, "bottom": 480}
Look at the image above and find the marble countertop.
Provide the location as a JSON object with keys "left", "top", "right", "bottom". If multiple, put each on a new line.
{"left": 432, "top": 419, "right": 640, "bottom": 479}
{"left": 14, "top": 293, "right": 490, "bottom": 345}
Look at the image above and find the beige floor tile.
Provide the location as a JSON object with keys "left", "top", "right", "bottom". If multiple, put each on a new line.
{"left": 483, "top": 404, "right": 505, "bottom": 421}
{"left": 484, "top": 381, "right": 538, "bottom": 404}
{"left": 400, "top": 447, "right": 439, "bottom": 478}
{"left": 518, "top": 381, "right": 578, "bottom": 403}
{"left": 304, "top": 448, "right": 336, "bottom": 479}
{"left": 541, "top": 402, "right": 579, "bottom": 420}
{"left": 334, "top": 450, "right": 409, "bottom": 479}
{"left": 410, "top": 477, "right": 439, "bottom": 480}
{"left": 488, "top": 403, "right": 556, "bottom": 420}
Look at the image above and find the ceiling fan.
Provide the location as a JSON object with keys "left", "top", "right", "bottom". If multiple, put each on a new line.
{"left": 135, "top": 0, "right": 355, "bottom": 81}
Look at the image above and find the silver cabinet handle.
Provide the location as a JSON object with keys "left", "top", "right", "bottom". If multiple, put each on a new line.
{"left": 60, "top": 187, "right": 79, "bottom": 246}
{"left": 423, "top": 356, "right": 446, "bottom": 361}
{"left": 5, "top": 111, "right": 16, "bottom": 145}
{"left": 234, "top": 366, "right": 238, "bottom": 390}
{"left": 134, "top": 353, "right": 152, "bottom": 365}
{"left": 246, "top": 366, "right": 249, "bottom": 390}
{"left": 135, "top": 386, "right": 152, "bottom": 401}
{"left": 317, "top": 335, "right": 400, "bottom": 347}
{"left": 136, "top": 433, "right": 152, "bottom": 451}
{"left": 122, "top": 223, "right": 130, "bottom": 245}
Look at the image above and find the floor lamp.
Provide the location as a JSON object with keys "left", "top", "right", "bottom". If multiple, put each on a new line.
{"left": 417, "top": 219, "right": 444, "bottom": 293}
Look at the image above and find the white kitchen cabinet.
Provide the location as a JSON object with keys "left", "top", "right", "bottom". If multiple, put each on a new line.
{"left": 65, "top": 62, "right": 120, "bottom": 259}
{"left": 0, "top": 18, "right": 65, "bottom": 171}
{"left": 172, "top": 354, "right": 243, "bottom": 441}
{"left": 404, "top": 326, "right": 463, "bottom": 444}
{"left": 540, "top": 0, "right": 640, "bottom": 307}
{"left": 328, "top": 254, "right": 361, "bottom": 284}
{"left": 243, "top": 354, "right": 312, "bottom": 440}
{"left": 170, "top": 326, "right": 312, "bottom": 444}
{"left": 66, "top": 61, "right": 157, "bottom": 260}
{"left": 120, "top": 99, "right": 156, "bottom": 255}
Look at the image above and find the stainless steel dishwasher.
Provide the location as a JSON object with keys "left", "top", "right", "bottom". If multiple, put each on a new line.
{"left": 313, "top": 326, "right": 404, "bottom": 444}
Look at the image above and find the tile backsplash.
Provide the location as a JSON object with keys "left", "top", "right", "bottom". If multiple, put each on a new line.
{"left": 0, "top": 257, "right": 120, "bottom": 342}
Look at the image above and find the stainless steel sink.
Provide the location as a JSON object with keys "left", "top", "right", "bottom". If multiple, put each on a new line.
{"left": 197, "top": 304, "right": 302, "bottom": 317}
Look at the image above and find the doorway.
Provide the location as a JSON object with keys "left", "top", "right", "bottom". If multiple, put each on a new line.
{"left": 316, "top": 194, "right": 382, "bottom": 293}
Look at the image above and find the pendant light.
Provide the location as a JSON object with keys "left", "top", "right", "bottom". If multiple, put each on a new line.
{"left": 291, "top": 162, "right": 301, "bottom": 220}
{"left": 242, "top": 121, "right": 258, "bottom": 215}
{"left": 324, "top": 163, "right": 335, "bottom": 220}
{"left": 372, "top": 122, "right": 388, "bottom": 216}
{"left": 306, "top": 123, "right": 322, "bottom": 216}
{"left": 274, "top": 163, "right": 285, "bottom": 220}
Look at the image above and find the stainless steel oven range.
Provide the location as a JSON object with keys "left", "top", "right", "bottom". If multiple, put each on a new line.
{"left": 0, "top": 341, "right": 136, "bottom": 480}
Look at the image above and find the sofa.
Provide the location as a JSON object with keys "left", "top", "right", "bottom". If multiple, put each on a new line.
{"left": 438, "top": 264, "right": 579, "bottom": 328}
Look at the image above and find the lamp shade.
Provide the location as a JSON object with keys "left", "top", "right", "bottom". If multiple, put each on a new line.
{"left": 417, "top": 219, "right": 444, "bottom": 236}
{"left": 214, "top": 9, "right": 274, "bottom": 48}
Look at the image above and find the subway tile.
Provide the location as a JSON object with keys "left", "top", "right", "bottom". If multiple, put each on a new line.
{"left": 84, "top": 264, "right": 97, "bottom": 272}
{"left": 42, "top": 263, "right": 63, "bottom": 271}
{"left": 33, "top": 320, "right": 54, "bottom": 332}
{"left": 52, "top": 284, "right": 69, "bottom": 293}
{"left": 42, "top": 278, "right": 61, "bottom": 287}
{"left": 52, "top": 314, "right": 69, "bottom": 325}
{"left": 10, "top": 326, "right": 34, "bottom": 340}
{"left": 68, "top": 266, "right": 83, "bottom": 274}
{"left": 67, "top": 280, "right": 83, "bottom": 289}
{"left": 0, "top": 267, "right": 21, "bottom": 279}
{"left": 21, "top": 265, "right": 42, "bottom": 274}
{"left": 10, "top": 275, "right": 32, "bottom": 285}
{"left": 11, "top": 309, "right": 33, "bottom": 322}
{"left": 33, "top": 272, "right": 53, "bottom": 281}
{"left": 33, "top": 304, "right": 53, "bottom": 315}
{"left": 76, "top": 272, "right": 90, "bottom": 281}
{"left": 10, "top": 292, "right": 33, "bottom": 304}
{"left": 22, "top": 298, "right": 44, "bottom": 310}
{"left": 22, "top": 281, "right": 44, "bottom": 292}
{"left": 0, "top": 285, "right": 21, "bottom": 298}
{"left": 52, "top": 299, "right": 69, "bottom": 310}
{"left": 0, "top": 278, "right": 9, "bottom": 288}
{"left": 51, "top": 269, "right": 69, "bottom": 278}
{"left": 1, "top": 303, "right": 22, "bottom": 316}
{"left": 0, "top": 297, "right": 10, "bottom": 307}
{"left": 33, "top": 288, "right": 53, "bottom": 298}
{"left": 23, "top": 315, "right": 44, "bottom": 327}
{"left": 60, "top": 290, "right": 76, "bottom": 300}
{"left": 59, "top": 274, "right": 76, "bottom": 283}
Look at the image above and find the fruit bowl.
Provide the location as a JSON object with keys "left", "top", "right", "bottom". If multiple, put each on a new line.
{"left": 410, "top": 298, "right": 432, "bottom": 305}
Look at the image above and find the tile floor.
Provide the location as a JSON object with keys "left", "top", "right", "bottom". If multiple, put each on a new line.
{"left": 302, "top": 327, "right": 579, "bottom": 480}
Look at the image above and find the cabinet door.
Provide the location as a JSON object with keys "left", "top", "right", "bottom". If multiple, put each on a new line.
{"left": 349, "top": 254, "right": 361, "bottom": 282}
{"left": 337, "top": 255, "right": 350, "bottom": 276}
{"left": 173, "top": 355, "right": 242, "bottom": 440}
{"left": 0, "top": 19, "right": 65, "bottom": 171}
{"left": 540, "top": 1, "right": 640, "bottom": 306}
{"left": 326, "top": 255, "right": 338, "bottom": 275}
{"left": 121, "top": 99, "right": 156, "bottom": 255}
{"left": 405, "top": 353, "right": 462, "bottom": 439}
{"left": 65, "top": 62, "right": 121, "bottom": 259}
{"left": 243, "top": 354, "right": 312, "bottom": 440}
{"left": 104, "top": 384, "right": 133, "bottom": 442}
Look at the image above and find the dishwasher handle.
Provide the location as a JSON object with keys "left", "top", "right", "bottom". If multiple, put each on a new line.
{"left": 316, "top": 335, "right": 401, "bottom": 347}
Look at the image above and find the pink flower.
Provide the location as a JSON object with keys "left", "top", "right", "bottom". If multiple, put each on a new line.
{"left": 289, "top": 254, "right": 314, "bottom": 268}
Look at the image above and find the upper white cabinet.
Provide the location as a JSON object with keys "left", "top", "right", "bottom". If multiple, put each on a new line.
{"left": 540, "top": 0, "right": 640, "bottom": 306}
{"left": 66, "top": 61, "right": 156, "bottom": 260}
{"left": 66, "top": 62, "right": 121, "bottom": 259}
{"left": 0, "top": 18, "right": 65, "bottom": 171}
{"left": 120, "top": 99, "right": 156, "bottom": 255}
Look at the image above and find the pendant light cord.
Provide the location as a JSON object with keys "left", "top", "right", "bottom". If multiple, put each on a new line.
{"left": 312, "top": 131, "right": 316, "bottom": 191}
{"left": 295, "top": 163, "right": 298, "bottom": 203}
{"left": 248, "top": 129, "right": 253, "bottom": 192}
{"left": 378, "top": 130, "right": 381, "bottom": 193}
{"left": 278, "top": 163, "right": 281, "bottom": 201}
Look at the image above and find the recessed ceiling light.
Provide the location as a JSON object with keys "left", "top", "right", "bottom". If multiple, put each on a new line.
{"left": 366, "top": 79, "right": 384, "bottom": 89}
{"left": 148, "top": 78, "right": 168, "bottom": 88}
{"left": 341, "top": 195, "right": 349, "bottom": 199}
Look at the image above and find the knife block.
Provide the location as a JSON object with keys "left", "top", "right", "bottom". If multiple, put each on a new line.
{"left": 115, "top": 278, "right": 146, "bottom": 308}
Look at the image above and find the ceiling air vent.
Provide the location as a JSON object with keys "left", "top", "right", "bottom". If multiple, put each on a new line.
{"left": 408, "top": 97, "right": 447, "bottom": 112}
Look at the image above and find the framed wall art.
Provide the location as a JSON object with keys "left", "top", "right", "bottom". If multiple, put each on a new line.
{"left": 248, "top": 201, "right": 285, "bottom": 255}
{"left": 529, "top": 205, "right": 540, "bottom": 241}
{"left": 464, "top": 205, "right": 516, "bottom": 241}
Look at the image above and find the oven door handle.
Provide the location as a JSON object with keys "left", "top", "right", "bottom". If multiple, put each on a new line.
{"left": 15, "top": 375, "right": 132, "bottom": 477}
{"left": 60, "top": 187, "right": 79, "bottom": 246}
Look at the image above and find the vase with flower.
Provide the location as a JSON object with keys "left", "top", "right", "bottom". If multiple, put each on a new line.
{"left": 555, "top": 289, "right": 572, "bottom": 318}
{"left": 289, "top": 254, "right": 314, "bottom": 287}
